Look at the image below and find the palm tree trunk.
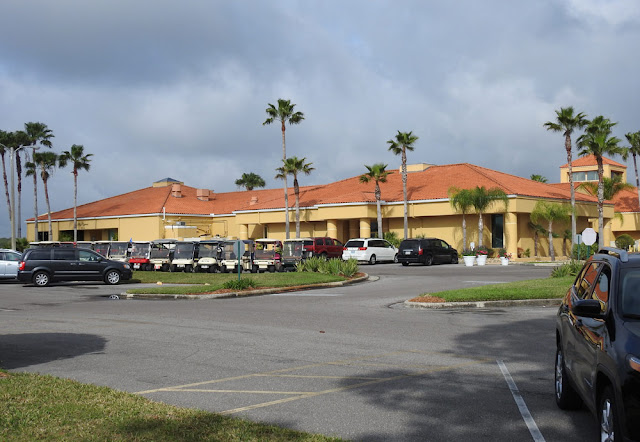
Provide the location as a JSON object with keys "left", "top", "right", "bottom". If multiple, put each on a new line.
{"left": 73, "top": 171, "right": 78, "bottom": 243}
{"left": 281, "top": 123, "right": 290, "bottom": 239}
{"left": 462, "top": 213, "right": 467, "bottom": 249}
{"left": 478, "top": 212, "right": 484, "bottom": 247}
{"left": 32, "top": 153, "right": 39, "bottom": 241}
{"left": 534, "top": 233, "right": 539, "bottom": 257}
{"left": 401, "top": 148, "right": 408, "bottom": 239}
{"left": 294, "top": 177, "right": 300, "bottom": 238}
{"left": 1, "top": 152, "right": 10, "bottom": 225}
{"left": 548, "top": 220, "right": 555, "bottom": 261}
{"left": 633, "top": 153, "right": 640, "bottom": 209}
{"left": 597, "top": 158, "right": 604, "bottom": 249}
{"left": 43, "top": 177, "right": 52, "bottom": 240}
{"left": 16, "top": 153, "right": 22, "bottom": 238}
{"left": 566, "top": 134, "right": 576, "bottom": 252}
{"left": 375, "top": 183, "right": 383, "bottom": 239}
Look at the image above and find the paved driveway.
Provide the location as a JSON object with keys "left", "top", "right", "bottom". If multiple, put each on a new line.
{"left": 0, "top": 264, "right": 597, "bottom": 440}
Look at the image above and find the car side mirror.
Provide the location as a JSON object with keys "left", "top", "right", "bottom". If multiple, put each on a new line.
{"left": 571, "top": 298, "right": 604, "bottom": 318}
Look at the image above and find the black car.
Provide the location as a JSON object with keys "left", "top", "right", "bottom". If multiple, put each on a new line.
{"left": 555, "top": 247, "right": 640, "bottom": 441}
{"left": 397, "top": 238, "right": 458, "bottom": 266}
{"left": 18, "top": 247, "right": 132, "bottom": 287}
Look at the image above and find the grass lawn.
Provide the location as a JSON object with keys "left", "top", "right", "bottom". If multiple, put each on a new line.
{"left": 126, "top": 271, "right": 348, "bottom": 295}
{"left": 410, "top": 276, "right": 574, "bottom": 303}
{"left": 0, "top": 370, "right": 343, "bottom": 441}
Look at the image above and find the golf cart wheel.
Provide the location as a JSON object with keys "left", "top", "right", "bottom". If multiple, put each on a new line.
{"left": 221, "top": 265, "right": 228, "bottom": 273}
{"left": 251, "top": 265, "right": 258, "bottom": 273}
{"left": 268, "top": 265, "right": 275, "bottom": 273}
{"left": 33, "top": 271, "right": 50, "bottom": 287}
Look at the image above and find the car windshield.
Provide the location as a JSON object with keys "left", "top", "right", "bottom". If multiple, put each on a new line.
{"left": 109, "top": 243, "right": 128, "bottom": 257}
{"left": 198, "top": 243, "right": 219, "bottom": 257}
{"left": 621, "top": 268, "right": 640, "bottom": 317}
{"left": 255, "top": 242, "right": 280, "bottom": 260}
{"left": 130, "top": 243, "right": 150, "bottom": 258}
{"left": 174, "top": 243, "right": 195, "bottom": 259}
{"left": 345, "top": 240, "right": 364, "bottom": 248}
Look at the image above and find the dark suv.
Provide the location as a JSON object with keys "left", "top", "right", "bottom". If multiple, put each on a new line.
{"left": 18, "top": 247, "right": 132, "bottom": 287}
{"left": 397, "top": 238, "right": 458, "bottom": 266}
{"left": 555, "top": 247, "right": 640, "bottom": 441}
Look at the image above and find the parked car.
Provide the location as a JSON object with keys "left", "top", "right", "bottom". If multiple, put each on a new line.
{"left": 17, "top": 247, "right": 132, "bottom": 287}
{"left": 397, "top": 238, "right": 458, "bottom": 266}
{"left": 555, "top": 247, "right": 640, "bottom": 441}
{"left": 304, "top": 237, "right": 344, "bottom": 259}
{"left": 342, "top": 238, "right": 398, "bottom": 264}
{"left": 0, "top": 249, "right": 22, "bottom": 280}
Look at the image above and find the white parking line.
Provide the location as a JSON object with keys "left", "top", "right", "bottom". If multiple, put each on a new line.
{"left": 497, "top": 360, "right": 545, "bottom": 442}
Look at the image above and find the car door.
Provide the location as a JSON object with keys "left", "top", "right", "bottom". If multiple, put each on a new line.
{"left": 51, "top": 248, "right": 78, "bottom": 280}
{"left": 77, "top": 249, "right": 107, "bottom": 280}
{"left": 382, "top": 240, "right": 395, "bottom": 261}
{"left": 1, "top": 251, "right": 21, "bottom": 278}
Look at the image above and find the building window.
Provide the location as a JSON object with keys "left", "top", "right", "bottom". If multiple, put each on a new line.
{"left": 611, "top": 171, "right": 623, "bottom": 181}
{"left": 491, "top": 214, "right": 504, "bottom": 249}
{"left": 572, "top": 171, "right": 598, "bottom": 182}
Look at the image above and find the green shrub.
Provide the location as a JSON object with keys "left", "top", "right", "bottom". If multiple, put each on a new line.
{"left": 384, "top": 232, "right": 401, "bottom": 248}
{"left": 615, "top": 234, "right": 635, "bottom": 250}
{"left": 222, "top": 278, "right": 256, "bottom": 290}
{"left": 319, "top": 258, "right": 342, "bottom": 275}
{"left": 572, "top": 243, "right": 597, "bottom": 260}
{"left": 297, "top": 257, "right": 358, "bottom": 277}
{"left": 340, "top": 258, "right": 359, "bottom": 277}
{"left": 524, "top": 248, "right": 531, "bottom": 258}
{"left": 551, "top": 260, "right": 584, "bottom": 278}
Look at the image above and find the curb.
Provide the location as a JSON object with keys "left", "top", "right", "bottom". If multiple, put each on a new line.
{"left": 404, "top": 298, "right": 562, "bottom": 309}
{"left": 118, "top": 273, "right": 370, "bottom": 300}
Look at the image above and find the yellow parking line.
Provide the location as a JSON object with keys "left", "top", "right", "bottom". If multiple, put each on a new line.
{"left": 135, "top": 350, "right": 421, "bottom": 395}
{"left": 219, "top": 358, "right": 493, "bottom": 415}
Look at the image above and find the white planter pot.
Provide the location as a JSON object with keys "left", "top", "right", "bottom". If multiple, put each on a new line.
{"left": 500, "top": 257, "right": 509, "bottom": 266}
{"left": 463, "top": 255, "right": 476, "bottom": 267}
{"left": 476, "top": 255, "right": 487, "bottom": 266}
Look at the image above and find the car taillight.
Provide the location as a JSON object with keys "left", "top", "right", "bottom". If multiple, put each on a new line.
{"left": 418, "top": 248, "right": 423, "bottom": 255}
{"left": 359, "top": 247, "right": 367, "bottom": 251}
{"left": 18, "top": 261, "right": 25, "bottom": 271}
{"left": 343, "top": 247, "right": 347, "bottom": 251}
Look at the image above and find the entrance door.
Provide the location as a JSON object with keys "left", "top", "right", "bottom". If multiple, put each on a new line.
{"left": 491, "top": 214, "right": 504, "bottom": 249}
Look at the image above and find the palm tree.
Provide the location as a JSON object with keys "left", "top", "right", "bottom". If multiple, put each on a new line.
{"left": 528, "top": 221, "right": 548, "bottom": 258}
{"left": 448, "top": 187, "right": 474, "bottom": 249}
{"left": 625, "top": 131, "right": 640, "bottom": 208}
{"left": 544, "top": 107, "right": 588, "bottom": 252}
{"left": 360, "top": 163, "right": 393, "bottom": 239}
{"left": 58, "top": 144, "right": 92, "bottom": 242}
{"left": 530, "top": 174, "right": 548, "bottom": 183}
{"left": 24, "top": 122, "right": 54, "bottom": 240}
{"left": 235, "top": 172, "right": 266, "bottom": 191}
{"left": 387, "top": 130, "right": 419, "bottom": 239}
{"left": 8, "top": 130, "right": 30, "bottom": 239}
{"left": 263, "top": 99, "right": 305, "bottom": 239}
{"left": 0, "top": 130, "right": 12, "bottom": 225}
{"left": 34, "top": 151, "right": 58, "bottom": 239}
{"left": 577, "top": 116, "right": 625, "bottom": 248}
{"left": 275, "top": 157, "right": 314, "bottom": 238}
{"left": 469, "top": 186, "right": 509, "bottom": 247}
{"left": 577, "top": 175, "right": 634, "bottom": 201}
{"left": 530, "top": 201, "right": 572, "bottom": 261}
{"left": 562, "top": 228, "right": 572, "bottom": 257}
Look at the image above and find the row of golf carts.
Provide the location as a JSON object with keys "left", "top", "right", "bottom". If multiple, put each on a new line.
{"left": 30, "top": 238, "right": 316, "bottom": 273}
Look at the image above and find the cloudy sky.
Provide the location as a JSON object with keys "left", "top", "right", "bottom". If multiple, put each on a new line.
{"left": 1, "top": 0, "right": 639, "bottom": 237}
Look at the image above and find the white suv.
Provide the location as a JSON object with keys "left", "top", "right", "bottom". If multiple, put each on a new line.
{"left": 342, "top": 238, "right": 398, "bottom": 265}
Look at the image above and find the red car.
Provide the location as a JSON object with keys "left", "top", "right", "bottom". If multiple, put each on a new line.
{"left": 305, "top": 237, "right": 344, "bottom": 259}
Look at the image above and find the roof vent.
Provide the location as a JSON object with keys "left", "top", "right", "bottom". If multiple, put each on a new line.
{"left": 197, "top": 188, "right": 211, "bottom": 201}
{"left": 171, "top": 184, "right": 182, "bottom": 198}
{"left": 175, "top": 221, "right": 186, "bottom": 226}
{"left": 250, "top": 196, "right": 258, "bottom": 206}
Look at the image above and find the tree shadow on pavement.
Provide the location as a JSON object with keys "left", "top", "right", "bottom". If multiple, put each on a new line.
{"left": 0, "top": 333, "right": 107, "bottom": 369}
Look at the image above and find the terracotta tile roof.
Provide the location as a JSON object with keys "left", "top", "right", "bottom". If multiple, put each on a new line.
{"left": 41, "top": 163, "right": 605, "bottom": 221}
{"left": 560, "top": 154, "right": 626, "bottom": 169}
{"left": 613, "top": 188, "right": 640, "bottom": 213}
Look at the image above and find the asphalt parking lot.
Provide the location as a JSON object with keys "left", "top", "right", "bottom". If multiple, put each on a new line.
{"left": 1, "top": 263, "right": 597, "bottom": 441}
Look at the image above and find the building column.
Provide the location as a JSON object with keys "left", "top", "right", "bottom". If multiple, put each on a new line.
{"left": 239, "top": 224, "right": 249, "bottom": 240}
{"left": 604, "top": 218, "right": 613, "bottom": 247}
{"left": 349, "top": 220, "right": 359, "bottom": 239}
{"left": 505, "top": 212, "right": 518, "bottom": 258}
{"left": 360, "top": 218, "right": 371, "bottom": 238}
{"left": 327, "top": 219, "right": 338, "bottom": 239}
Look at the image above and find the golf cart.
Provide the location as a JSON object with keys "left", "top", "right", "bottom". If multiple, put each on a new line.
{"left": 254, "top": 238, "right": 284, "bottom": 272}
{"left": 219, "top": 239, "right": 255, "bottom": 273}
{"left": 282, "top": 238, "right": 314, "bottom": 271}
{"left": 129, "top": 241, "right": 152, "bottom": 271}
{"left": 170, "top": 240, "right": 200, "bottom": 272}
{"left": 195, "top": 239, "right": 225, "bottom": 273}
{"left": 149, "top": 239, "right": 176, "bottom": 271}
{"left": 107, "top": 241, "right": 130, "bottom": 262}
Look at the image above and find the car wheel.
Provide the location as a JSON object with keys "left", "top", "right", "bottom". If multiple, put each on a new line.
{"left": 369, "top": 255, "right": 377, "bottom": 265}
{"left": 554, "top": 346, "right": 582, "bottom": 409}
{"left": 32, "top": 271, "right": 50, "bottom": 287}
{"left": 393, "top": 254, "right": 399, "bottom": 263}
{"left": 451, "top": 255, "right": 458, "bottom": 264}
{"left": 599, "top": 386, "right": 620, "bottom": 442}
{"left": 423, "top": 255, "right": 433, "bottom": 266}
{"left": 402, "top": 262, "right": 409, "bottom": 267}
{"left": 105, "top": 270, "right": 121, "bottom": 285}
{"left": 320, "top": 253, "right": 328, "bottom": 260}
